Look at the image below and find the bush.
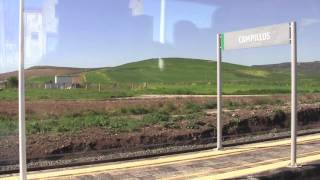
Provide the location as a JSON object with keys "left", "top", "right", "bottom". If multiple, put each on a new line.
{"left": 108, "top": 117, "right": 142, "bottom": 132}
{"left": 7, "top": 76, "right": 18, "bottom": 88}
{"left": 186, "top": 119, "right": 199, "bottom": 129}
{"left": 225, "top": 101, "right": 240, "bottom": 110}
{"left": 162, "top": 121, "right": 180, "bottom": 129}
{"left": 128, "top": 107, "right": 150, "bottom": 115}
{"left": 202, "top": 101, "right": 217, "bottom": 109}
{"left": 271, "top": 109, "right": 286, "bottom": 127}
{"left": 161, "top": 103, "right": 177, "bottom": 113}
{"left": 183, "top": 102, "right": 201, "bottom": 114}
{"left": 143, "top": 111, "right": 170, "bottom": 124}
{"left": 0, "top": 116, "right": 18, "bottom": 136}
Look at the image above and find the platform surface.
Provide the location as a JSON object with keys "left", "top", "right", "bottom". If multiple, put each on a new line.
{"left": 2, "top": 133, "right": 320, "bottom": 180}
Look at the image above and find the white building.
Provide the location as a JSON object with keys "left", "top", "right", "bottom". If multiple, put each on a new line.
{"left": 55, "top": 75, "right": 73, "bottom": 85}
{"left": 52, "top": 75, "right": 82, "bottom": 89}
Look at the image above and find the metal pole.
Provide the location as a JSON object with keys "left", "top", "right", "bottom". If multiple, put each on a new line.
{"left": 19, "top": 0, "right": 27, "bottom": 179}
{"left": 217, "top": 34, "right": 222, "bottom": 150}
{"left": 290, "top": 21, "right": 297, "bottom": 167}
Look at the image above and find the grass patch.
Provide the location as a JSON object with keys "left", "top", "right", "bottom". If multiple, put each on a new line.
{"left": 25, "top": 110, "right": 183, "bottom": 135}
{"left": 202, "top": 101, "right": 217, "bottom": 109}
{"left": 143, "top": 111, "right": 170, "bottom": 124}
{"left": 0, "top": 116, "right": 18, "bottom": 136}
{"left": 26, "top": 113, "right": 144, "bottom": 134}
{"left": 183, "top": 102, "right": 202, "bottom": 114}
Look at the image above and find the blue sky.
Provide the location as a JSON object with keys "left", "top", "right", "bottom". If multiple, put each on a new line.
{"left": 1, "top": 0, "right": 320, "bottom": 73}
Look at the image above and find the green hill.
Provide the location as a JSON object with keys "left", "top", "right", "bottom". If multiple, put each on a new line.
{"left": 83, "top": 58, "right": 290, "bottom": 84}
{"left": 79, "top": 58, "right": 320, "bottom": 94}
{"left": 2, "top": 58, "right": 318, "bottom": 97}
{"left": 18, "top": 58, "right": 307, "bottom": 85}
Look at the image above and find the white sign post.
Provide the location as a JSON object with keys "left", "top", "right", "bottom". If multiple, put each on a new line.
{"left": 217, "top": 22, "right": 298, "bottom": 167}
{"left": 19, "top": 0, "right": 27, "bottom": 179}
{"left": 290, "top": 21, "right": 298, "bottom": 167}
{"left": 216, "top": 33, "right": 222, "bottom": 150}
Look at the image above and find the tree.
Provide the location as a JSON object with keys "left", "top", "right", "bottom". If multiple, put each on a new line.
{"left": 7, "top": 76, "right": 18, "bottom": 88}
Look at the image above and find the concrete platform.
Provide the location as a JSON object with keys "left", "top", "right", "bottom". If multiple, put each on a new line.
{"left": 2, "top": 133, "right": 320, "bottom": 180}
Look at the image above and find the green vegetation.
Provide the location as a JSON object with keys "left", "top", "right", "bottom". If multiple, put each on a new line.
{"left": 1, "top": 58, "right": 320, "bottom": 100}
{"left": 0, "top": 97, "right": 306, "bottom": 136}
{"left": 7, "top": 76, "right": 18, "bottom": 88}
{"left": 0, "top": 101, "right": 213, "bottom": 135}
{"left": 24, "top": 109, "right": 185, "bottom": 134}
{"left": 0, "top": 116, "right": 18, "bottom": 136}
{"left": 26, "top": 113, "right": 145, "bottom": 134}
{"left": 0, "top": 89, "right": 18, "bottom": 100}
{"left": 85, "top": 69, "right": 112, "bottom": 84}
{"left": 27, "top": 76, "right": 52, "bottom": 84}
{"left": 25, "top": 88, "right": 134, "bottom": 100}
{"left": 183, "top": 102, "right": 202, "bottom": 114}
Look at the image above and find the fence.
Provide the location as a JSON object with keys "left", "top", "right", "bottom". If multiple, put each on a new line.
{"left": 26, "top": 81, "right": 216, "bottom": 91}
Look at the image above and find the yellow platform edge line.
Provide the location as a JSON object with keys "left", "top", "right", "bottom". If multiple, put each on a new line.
{"left": 192, "top": 153, "right": 320, "bottom": 180}
{"left": 2, "top": 133, "right": 320, "bottom": 180}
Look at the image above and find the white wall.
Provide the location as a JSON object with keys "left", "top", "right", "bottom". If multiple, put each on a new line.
{"left": 54, "top": 76, "right": 73, "bottom": 84}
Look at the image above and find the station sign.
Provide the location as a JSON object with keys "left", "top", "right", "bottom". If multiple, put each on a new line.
{"left": 221, "top": 23, "right": 291, "bottom": 50}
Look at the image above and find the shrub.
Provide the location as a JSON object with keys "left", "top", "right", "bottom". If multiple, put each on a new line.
{"left": 120, "top": 108, "right": 128, "bottom": 114}
{"left": 273, "top": 99, "right": 285, "bottom": 105}
{"left": 183, "top": 102, "right": 201, "bottom": 114}
{"left": 203, "top": 101, "right": 217, "bottom": 109}
{"left": 161, "top": 121, "right": 180, "bottom": 129}
{"left": 271, "top": 109, "right": 286, "bottom": 127}
{"left": 101, "top": 117, "right": 144, "bottom": 132}
{"left": 143, "top": 111, "right": 170, "bottom": 124}
{"left": 185, "top": 113, "right": 203, "bottom": 120}
{"left": 128, "top": 107, "right": 150, "bottom": 115}
{"left": 7, "top": 76, "right": 18, "bottom": 88}
{"left": 0, "top": 116, "right": 18, "bottom": 136}
{"left": 186, "top": 119, "right": 199, "bottom": 129}
{"left": 225, "top": 101, "right": 240, "bottom": 110}
{"left": 161, "top": 103, "right": 177, "bottom": 113}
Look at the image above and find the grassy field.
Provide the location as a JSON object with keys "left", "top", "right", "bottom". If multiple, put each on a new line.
{"left": 0, "top": 100, "right": 213, "bottom": 136}
{"left": 0, "top": 96, "right": 289, "bottom": 136}
{"left": 0, "top": 58, "right": 319, "bottom": 100}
